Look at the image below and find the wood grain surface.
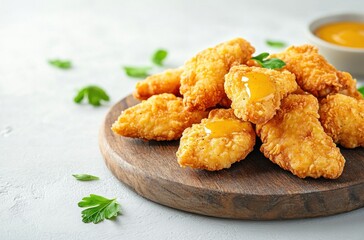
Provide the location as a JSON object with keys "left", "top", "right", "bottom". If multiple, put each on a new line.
{"left": 99, "top": 94, "right": 364, "bottom": 220}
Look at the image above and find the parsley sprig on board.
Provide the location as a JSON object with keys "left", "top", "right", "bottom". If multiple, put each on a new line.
{"left": 251, "top": 52, "right": 286, "bottom": 70}
{"left": 358, "top": 86, "right": 364, "bottom": 97}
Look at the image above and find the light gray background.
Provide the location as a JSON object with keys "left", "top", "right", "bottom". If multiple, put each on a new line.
{"left": 1, "top": 0, "right": 363, "bottom": 239}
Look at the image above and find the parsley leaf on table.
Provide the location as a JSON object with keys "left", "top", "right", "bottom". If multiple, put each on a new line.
{"left": 251, "top": 52, "right": 286, "bottom": 69}
{"left": 266, "top": 40, "right": 287, "bottom": 48}
{"left": 74, "top": 85, "right": 110, "bottom": 107}
{"left": 48, "top": 59, "right": 72, "bottom": 69}
{"left": 358, "top": 86, "right": 364, "bottom": 97}
{"left": 151, "top": 49, "right": 168, "bottom": 66}
{"left": 123, "top": 49, "right": 169, "bottom": 78}
{"left": 123, "top": 66, "right": 152, "bottom": 78}
{"left": 78, "top": 194, "right": 121, "bottom": 224}
{"left": 73, "top": 174, "right": 99, "bottom": 181}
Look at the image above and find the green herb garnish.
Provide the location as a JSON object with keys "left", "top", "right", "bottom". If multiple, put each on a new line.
{"left": 124, "top": 66, "right": 152, "bottom": 78}
{"left": 74, "top": 85, "right": 110, "bottom": 107}
{"left": 123, "top": 49, "right": 169, "bottom": 78}
{"left": 358, "top": 86, "right": 364, "bottom": 97}
{"left": 151, "top": 49, "right": 168, "bottom": 66}
{"left": 251, "top": 52, "right": 286, "bottom": 69}
{"left": 78, "top": 194, "right": 121, "bottom": 224}
{"left": 73, "top": 174, "right": 99, "bottom": 181}
{"left": 266, "top": 40, "right": 287, "bottom": 48}
{"left": 48, "top": 59, "right": 72, "bottom": 69}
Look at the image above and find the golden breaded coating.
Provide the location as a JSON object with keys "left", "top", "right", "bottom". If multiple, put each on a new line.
{"left": 319, "top": 94, "right": 364, "bottom": 148}
{"left": 273, "top": 45, "right": 362, "bottom": 99}
{"left": 180, "top": 38, "right": 255, "bottom": 111}
{"left": 224, "top": 65, "right": 297, "bottom": 124}
{"left": 217, "top": 94, "right": 232, "bottom": 108}
{"left": 112, "top": 93, "right": 208, "bottom": 141}
{"left": 337, "top": 71, "right": 364, "bottom": 100}
{"left": 133, "top": 68, "right": 183, "bottom": 100}
{"left": 176, "top": 109, "right": 256, "bottom": 171}
{"left": 256, "top": 94, "right": 345, "bottom": 179}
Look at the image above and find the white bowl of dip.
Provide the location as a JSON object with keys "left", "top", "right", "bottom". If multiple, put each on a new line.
{"left": 307, "top": 13, "right": 364, "bottom": 77}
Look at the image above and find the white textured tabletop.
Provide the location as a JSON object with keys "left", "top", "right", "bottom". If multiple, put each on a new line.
{"left": 1, "top": 0, "right": 364, "bottom": 239}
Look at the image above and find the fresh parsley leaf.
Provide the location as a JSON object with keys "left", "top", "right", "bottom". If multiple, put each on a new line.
{"left": 251, "top": 52, "right": 286, "bottom": 69}
{"left": 74, "top": 85, "right": 110, "bottom": 107}
{"left": 358, "top": 86, "right": 364, "bottom": 97}
{"left": 124, "top": 66, "right": 152, "bottom": 78}
{"left": 266, "top": 40, "right": 287, "bottom": 48}
{"left": 123, "top": 49, "right": 168, "bottom": 77}
{"left": 261, "top": 58, "right": 286, "bottom": 69}
{"left": 251, "top": 52, "right": 270, "bottom": 62}
{"left": 48, "top": 59, "right": 72, "bottom": 69}
{"left": 151, "top": 49, "right": 168, "bottom": 66}
{"left": 78, "top": 194, "right": 121, "bottom": 224}
{"left": 73, "top": 174, "right": 99, "bottom": 181}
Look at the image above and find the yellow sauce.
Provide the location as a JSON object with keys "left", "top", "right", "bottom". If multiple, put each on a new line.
{"left": 241, "top": 72, "right": 275, "bottom": 101}
{"left": 204, "top": 120, "right": 248, "bottom": 138}
{"left": 315, "top": 21, "right": 364, "bottom": 48}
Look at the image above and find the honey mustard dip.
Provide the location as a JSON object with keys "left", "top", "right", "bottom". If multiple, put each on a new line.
{"left": 241, "top": 72, "right": 275, "bottom": 101}
{"left": 204, "top": 120, "right": 249, "bottom": 138}
{"left": 315, "top": 21, "right": 364, "bottom": 48}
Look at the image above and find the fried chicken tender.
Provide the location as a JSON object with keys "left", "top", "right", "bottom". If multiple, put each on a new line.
{"left": 112, "top": 93, "right": 208, "bottom": 141}
{"left": 133, "top": 67, "right": 232, "bottom": 107}
{"left": 256, "top": 94, "right": 345, "bottom": 179}
{"left": 176, "top": 109, "right": 255, "bottom": 171}
{"left": 224, "top": 65, "right": 297, "bottom": 124}
{"left": 180, "top": 38, "right": 255, "bottom": 111}
{"left": 217, "top": 94, "right": 232, "bottom": 108}
{"left": 319, "top": 94, "right": 364, "bottom": 148}
{"left": 337, "top": 71, "right": 363, "bottom": 100}
{"left": 133, "top": 68, "right": 183, "bottom": 100}
{"left": 273, "top": 44, "right": 362, "bottom": 99}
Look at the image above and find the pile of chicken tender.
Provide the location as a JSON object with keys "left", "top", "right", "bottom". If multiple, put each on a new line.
{"left": 112, "top": 38, "right": 364, "bottom": 179}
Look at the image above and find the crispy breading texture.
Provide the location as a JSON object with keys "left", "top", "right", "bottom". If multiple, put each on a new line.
{"left": 319, "top": 94, "right": 364, "bottom": 148}
{"left": 224, "top": 66, "right": 297, "bottom": 124}
{"left": 217, "top": 94, "right": 232, "bottom": 108}
{"left": 256, "top": 94, "right": 345, "bottom": 179}
{"left": 133, "top": 68, "right": 183, "bottom": 100}
{"left": 180, "top": 38, "right": 255, "bottom": 111}
{"left": 112, "top": 93, "right": 208, "bottom": 141}
{"left": 176, "top": 109, "right": 256, "bottom": 171}
{"left": 337, "top": 71, "right": 363, "bottom": 100}
{"left": 273, "top": 44, "right": 363, "bottom": 99}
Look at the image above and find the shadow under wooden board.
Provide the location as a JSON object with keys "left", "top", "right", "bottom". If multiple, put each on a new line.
{"left": 99, "top": 94, "right": 364, "bottom": 220}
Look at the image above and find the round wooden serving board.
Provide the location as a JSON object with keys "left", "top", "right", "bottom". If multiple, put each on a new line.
{"left": 99, "top": 94, "right": 364, "bottom": 220}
